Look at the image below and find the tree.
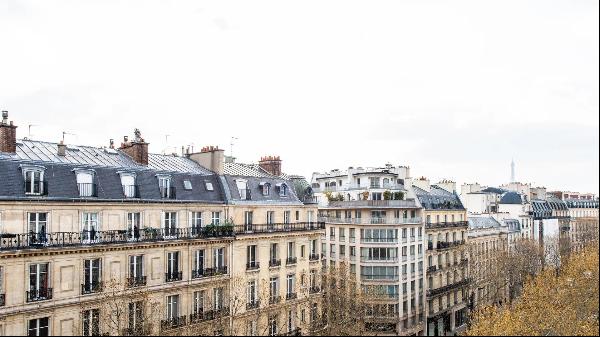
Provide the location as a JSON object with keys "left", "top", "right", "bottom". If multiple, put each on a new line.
{"left": 465, "top": 245, "right": 599, "bottom": 336}
{"left": 79, "top": 279, "right": 161, "bottom": 336}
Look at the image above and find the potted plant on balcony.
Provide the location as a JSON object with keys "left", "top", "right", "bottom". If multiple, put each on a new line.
{"left": 383, "top": 190, "right": 392, "bottom": 200}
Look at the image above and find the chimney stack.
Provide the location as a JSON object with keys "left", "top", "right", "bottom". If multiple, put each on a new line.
{"left": 188, "top": 145, "right": 225, "bottom": 174}
{"left": 109, "top": 139, "right": 115, "bottom": 149}
{"left": 119, "top": 128, "right": 149, "bottom": 165}
{"left": 0, "top": 110, "right": 18, "bottom": 153}
{"left": 57, "top": 141, "right": 67, "bottom": 156}
{"left": 259, "top": 155, "right": 282, "bottom": 176}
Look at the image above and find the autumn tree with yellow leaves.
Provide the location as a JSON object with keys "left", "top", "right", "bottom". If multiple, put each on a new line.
{"left": 465, "top": 245, "right": 599, "bottom": 336}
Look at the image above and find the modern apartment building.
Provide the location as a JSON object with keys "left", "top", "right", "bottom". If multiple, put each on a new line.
{"left": 410, "top": 178, "right": 469, "bottom": 336}
{"left": 0, "top": 111, "right": 323, "bottom": 336}
{"left": 313, "top": 166, "right": 426, "bottom": 336}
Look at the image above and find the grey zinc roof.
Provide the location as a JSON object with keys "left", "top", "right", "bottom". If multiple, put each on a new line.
{"left": 1, "top": 139, "right": 213, "bottom": 174}
{"left": 413, "top": 185, "right": 465, "bottom": 210}
{"left": 468, "top": 217, "right": 502, "bottom": 229}
{"left": 499, "top": 191, "right": 522, "bottom": 204}
{"left": 224, "top": 162, "right": 273, "bottom": 178}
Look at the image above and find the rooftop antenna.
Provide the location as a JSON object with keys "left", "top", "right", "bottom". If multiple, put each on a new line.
{"left": 162, "top": 134, "right": 171, "bottom": 155}
{"left": 62, "top": 131, "right": 77, "bottom": 143}
{"left": 230, "top": 136, "right": 238, "bottom": 159}
{"left": 28, "top": 124, "right": 39, "bottom": 139}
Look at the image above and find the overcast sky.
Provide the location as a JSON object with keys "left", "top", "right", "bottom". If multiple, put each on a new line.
{"left": 1, "top": 0, "right": 598, "bottom": 194}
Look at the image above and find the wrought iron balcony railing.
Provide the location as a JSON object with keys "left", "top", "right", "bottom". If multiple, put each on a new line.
{"left": 161, "top": 316, "right": 187, "bottom": 331}
{"left": 234, "top": 222, "right": 325, "bottom": 235}
{"left": 246, "top": 300, "right": 260, "bottom": 310}
{"left": 127, "top": 276, "right": 147, "bottom": 288}
{"left": 269, "top": 259, "right": 281, "bottom": 268}
{"left": 0, "top": 293, "right": 5, "bottom": 306}
{"left": 77, "top": 183, "right": 98, "bottom": 197}
{"left": 246, "top": 262, "right": 260, "bottom": 271}
{"left": 26, "top": 288, "right": 53, "bottom": 302}
{"left": 0, "top": 227, "right": 234, "bottom": 251}
{"left": 81, "top": 281, "right": 103, "bottom": 295}
{"left": 286, "top": 257, "right": 297, "bottom": 265}
{"left": 165, "top": 271, "right": 183, "bottom": 283}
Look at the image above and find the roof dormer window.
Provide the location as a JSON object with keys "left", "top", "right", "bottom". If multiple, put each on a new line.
{"left": 205, "top": 181, "right": 214, "bottom": 191}
{"left": 119, "top": 172, "right": 138, "bottom": 198}
{"left": 236, "top": 179, "right": 251, "bottom": 200}
{"left": 158, "top": 175, "right": 175, "bottom": 199}
{"left": 277, "top": 183, "right": 288, "bottom": 197}
{"left": 183, "top": 180, "right": 193, "bottom": 190}
{"left": 22, "top": 166, "right": 46, "bottom": 196}
{"left": 75, "top": 169, "right": 96, "bottom": 197}
{"left": 260, "top": 182, "right": 271, "bottom": 196}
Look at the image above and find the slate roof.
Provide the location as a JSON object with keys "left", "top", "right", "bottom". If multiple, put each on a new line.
{"left": 413, "top": 185, "right": 465, "bottom": 210}
{"left": 499, "top": 191, "right": 523, "bottom": 204}
{"left": 468, "top": 217, "right": 502, "bottom": 229}
{"left": 0, "top": 139, "right": 224, "bottom": 203}
{"left": 481, "top": 187, "right": 506, "bottom": 194}
{"left": 546, "top": 196, "right": 568, "bottom": 211}
{"left": 564, "top": 198, "right": 599, "bottom": 209}
{"left": 531, "top": 199, "right": 553, "bottom": 219}
{"left": 503, "top": 218, "right": 521, "bottom": 232}
{"left": 221, "top": 162, "right": 306, "bottom": 205}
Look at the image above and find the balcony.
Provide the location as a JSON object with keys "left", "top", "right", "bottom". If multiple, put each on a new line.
{"left": 269, "top": 295, "right": 282, "bottom": 304}
{"left": 281, "top": 327, "right": 302, "bottom": 336}
{"left": 309, "top": 253, "right": 320, "bottom": 261}
{"left": 246, "top": 262, "right": 260, "bottom": 271}
{"left": 426, "top": 278, "right": 471, "bottom": 298}
{"left": 203, "top": 266, "right": 228, "bottom": 277}
{"left": 159, "top": 186, "right": 177, "bottom": 199}
{"left": 309, "top": 286, "right": 320, "bottom": 294}
{"left": 269, "top": 259, "right": 282, "bottom": 268}
{"left": 165, "top": 271, "right": 183, "bottom": 283}
{"left": 0, "top": 227, "right": 234, "bottom": 251}
{"left": 26, "top": 288, "right": 53, "bottom": 302}
{"left": 122, "top": 185, "right": 140, "bottom": 198}
{"left": 326, "top": 199, "right": 418, "bottom": 209}
{"left": 24, "top": 180, "right": 48, "bottom": 196}
{"left": 427, "top": 265, "right": 437, "bottom": 273}
{"left": 425, "top": 221, "right": 468, "bottom": 230}
{"left": 286, "top": 257, "right": 297, "bottom": 266}
{"left": 234, "top": 222, "right": 325, "bottom": 235}
{"left": 127, "top": 276, "right": 147, "bottom": 288}
{"left": 0, "top": 293, "right": 5, "bottom": 306}
{"left": 189, "top": 308, "right": 229, "bottom": 324}
{"left": 81, "top": 282, "right": 103, "bottom": 295}
{"left": 77, "top": 183, "right": 98, "bottom": 198}
{"left": 246, "top": 300, "right": 260, "bottom": 310}
{"left": 161, "top": 316, "right": 187, "bottom": 331}
{"left": 286, "top": 292, "right": 298, "bottom": 300}
{"left": 321, "top": 216, "right": 422, "bottom": 225}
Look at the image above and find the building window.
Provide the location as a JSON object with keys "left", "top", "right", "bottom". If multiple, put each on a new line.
{"left": 211, "top": 212, "right": 221, "bottom": 225}
{"left": 28, "top": 317, "right": 49, "bottom": 336}
{"left": 121, "top": 173, "right": 137, "bottom": 198}
{"left": 266, "top": 211, "right": 275, "bottom": 226}
{"left": 248, "top": 280, "right": 257, "bottom": 306}
{"left": 166, "top": 252, "right": 180, "bottom": 282}
{"left": 166, "top": 295, "right": 180, "bottom": 321}
{"left": 213, "top": 287, "right": 224, "bottom": 310}
{"left": 162, "top": 212, "right": 177, "bottom": 237}
{"left": 236, "top": 179, "right": 250, "bottom": 200}
{"left": 247, "top": 245, "right": 258, "bottom": 268}
{"left": 270, "top": 277, "right": 279, "bottom": 302}
{"left": 214, "top": 248, "right": 225, "bottom": 270}
{"left": 158, "top": 176, "right": 172, "bottom": 199}
{"left": 81, "top": 212, "right": 100, "bottom": 243}
{"left": 129, "top": 255, "right": 144, "bottom": 286}
{"left": 279, "top": 183, "right": 288, "bottom": 197}
{"left": 128, "top": 301, "right": 144, "bottom": 333}
{"left": 193, "top": 250, "right": 205, "bottom": 277}
{"left": 28, "top": 263, "right": 50, "bottom": 302}
{"left": 23, "top": 168, "right": 45, "bottom": 195}
{"left": 190, "top": 212, "right": 203, "bottom": 234}
{"left": 261, "top": 182, "right": 271, "bottom": 196}
{"left": 284, "top": 211, "right": 291, "bottom": 224}
{"left": 286, "top": 274, "right": 296, "bottom": 298}
{"left": 193, "top": 290, "right": 205, "bottom": 315}
{"left": 183, "top": 180, "right": 192, "bottom": 190}
{"left": 244, "top": 211, "right": 253, "bottom": 231}
{"left": 269, "top": 315, "right": 278, "bottom": 336}
{"left": 28, "top": 212, "right": 48, "bottom": 243}
{"left": 82, "top": 309, "right": 100, "bottom": 336}
{"left": 205, "top": 181, "right": 214, "bottom": 191}
{"left": 127, "top": 212, "right": 141, "bottom": 240}
{"left": 76, "top": 170, "right": 96, "bottom": 197}
{"left": 82, "top": 259, "right": 102, "bottom": 294}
